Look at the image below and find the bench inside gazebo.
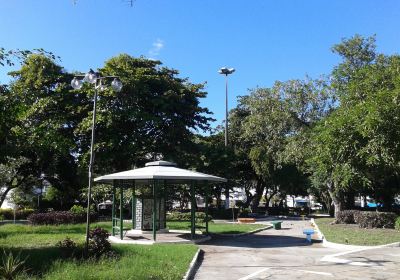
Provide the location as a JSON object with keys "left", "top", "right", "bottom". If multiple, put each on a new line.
{"left": 94, "top": 161, "right": 227, "bottom": 241}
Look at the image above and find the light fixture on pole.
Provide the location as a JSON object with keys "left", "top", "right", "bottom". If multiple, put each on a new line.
{"left": 71, "top": 69, "right": 123, "bottom": 256}
{"left": 218, "top": 67, "right": 235, "bottom": 146}
{"left": 218, "top": 67, "right": 235, "bottom": 210}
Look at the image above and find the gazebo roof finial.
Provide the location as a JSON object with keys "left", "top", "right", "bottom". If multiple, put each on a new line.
{"left": 145, "top": 160, "right": 177, "bottom": 167}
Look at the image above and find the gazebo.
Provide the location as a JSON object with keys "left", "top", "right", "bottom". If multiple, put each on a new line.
{"left": 94, "top": 161, "right": 227, "bottom": 241}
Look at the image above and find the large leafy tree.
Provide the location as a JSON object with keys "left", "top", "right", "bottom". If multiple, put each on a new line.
{"left": 1, "top": 53, "right": 214, "bottom": 208}
{"left": 1, "top": 49, "right": 68, "bottom": 208}
{"left": 308, "top": 53, "right": 400, "bottom": 214}
{"left": 76, "top": 54, "right": 213, "bottom": 174}
{"left": 307, "top": 35, "right": 400, "bottom": 215}
{"left": 229, "top": 78, "right": 333, "bottom": 210}
{"left": 4, "top": 54, "right": 80, "bottom": 208}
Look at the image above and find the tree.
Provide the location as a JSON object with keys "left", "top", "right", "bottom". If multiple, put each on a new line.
{"left": 0, "top": 157, "right": 36, "bottom": 207}
{"left": 1, "top": 53, "right": 214, "bottom": 209}
{"left": 76, "top": 54, "right": 214, "bottom": 174}
{"left": 229, "top": 78, "right": 333, "bottom": 210}
{"left": 307, "top": 35, "right": 400, "bottom": 215}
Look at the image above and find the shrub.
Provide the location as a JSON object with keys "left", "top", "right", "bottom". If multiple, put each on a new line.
{"left": 166, "top": 211, "right": 211, "bottom": 222}
{"left": 69, "top": 205, "right": 86, "bottom": 215}
{"left": 356, "top": 211, "right": 397, "bottom": 229}
{"left": 209, "top": 208, "right": 239, "bottom": 219}
{"left": 88, "top": 227, "right": 112, "bottom": 258}
{"left": 56, "top": 237, "right": 78, "bottom": 258}
{"left": 0, "top": 209, "right": 35, "bottom": 220}
{"left": 395, "top": 216, "right": 400, "bottom": 230}
{"left": 238, "top": 208, "right": 252, "bottom": 218}
{"left": 28, "top": 211, "right": 97, "bottom": 225}
{"left": 0, "top": 250, "right": 28, "bottom": 280}
{"left": 335, "top": 210, "right": 361, "bottom": 224}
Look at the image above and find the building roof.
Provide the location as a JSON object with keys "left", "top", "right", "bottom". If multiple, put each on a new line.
{"left": 94, "top": 161, "right": 227, "bottom": 184}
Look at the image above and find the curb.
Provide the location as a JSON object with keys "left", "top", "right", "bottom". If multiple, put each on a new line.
{"left": 182, "top": 248, "right": 202, "bottom": 280}
{"left": 311, "top": 218, "right": 400, "bottom": 249}
{"left": 211, "top": 225, "right": 272, "bottom": 238}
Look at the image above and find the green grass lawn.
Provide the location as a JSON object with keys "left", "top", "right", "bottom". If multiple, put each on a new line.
{"left": 0, "top": 222, "right": 112, "bottom": 248}
{"left": 0, "top": 222, "right": 197, "bottom": 279}
{"left": 315, "top": 217, "right": 400, "bottom": 246}
{"left": 167, "top": 221, "right": 266, "bottom": 234}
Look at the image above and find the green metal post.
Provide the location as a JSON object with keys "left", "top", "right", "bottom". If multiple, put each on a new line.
{"left": 112, "top": 183, "right": 116, "bottom": 236}
{"left": 120, "top": 182, "right": 123, "bottom": 240}
{"left": 205, "top": 183, "right": 209, "bottom": 235}
{"left": 190, "top": 181, "right": 196, "bottom": 239}
{"left": 164, "top": 180, "right": 167, "bottom": 228}
{"left": 132, "top": 181, "right": 136, "bottom": 229}
{"left": 152, "top": 180, "right": 157, "bottom": 241}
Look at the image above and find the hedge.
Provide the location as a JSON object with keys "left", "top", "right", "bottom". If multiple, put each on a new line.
{"left": 0, "top": 209, "right": 35, "bottom": 220}
{"left": 28, "top": 211, "right": 97, "bottom": 225}
{"left": 356, "top": 211, "right": 397, "bottom": 229}
{"left": 395, "top": 216, "right": 400, "bottom": 230}
{"left": 166, "top": 211, "right": 211, "bottom": 222}
{"left": 335, "top": 210, "right": 361, "bottom": 224}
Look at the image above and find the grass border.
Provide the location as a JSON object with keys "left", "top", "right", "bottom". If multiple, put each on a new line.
{"left": 182, "top": 249, "right": 201, "bottom": 280}
{"left": 311, "top": 218, "right": 400, "bottom": 248}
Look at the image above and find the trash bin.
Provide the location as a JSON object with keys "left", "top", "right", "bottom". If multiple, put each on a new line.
{"left": 271, "top": 221, "right": 282, "bottom": 230}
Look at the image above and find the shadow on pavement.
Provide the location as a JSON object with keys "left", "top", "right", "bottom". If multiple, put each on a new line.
{"left": 202, "top": 234, "right": 319, "bottom": 248}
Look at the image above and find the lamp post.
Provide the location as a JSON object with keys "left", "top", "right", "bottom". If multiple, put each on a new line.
{"left": 71, "top": 69, "right": 122, "bottom": 255}
{"left": 218, "top": 67, "right": 235, "bottom": 146}
{"left": 218, "top": 67, "right": 235, "bottom": 209}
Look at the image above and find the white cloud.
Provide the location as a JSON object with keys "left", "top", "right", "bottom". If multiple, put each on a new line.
{"left": 148, "top": 38, "right": 164, "bottom": 58}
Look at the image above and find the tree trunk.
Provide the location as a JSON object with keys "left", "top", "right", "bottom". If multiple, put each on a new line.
{"left": 264, "top": 188, "right": 278, "bottom": 212}
{"left": 214, "top": 188, "right": 222, "bottom": 209}
{"left": 243, "top": 188, "right": 253, "bottom": 209}
{"left": 250, "top": 180, "right": 265, "bottom": 212}
{"left": 326, "top": 182, "right": 344, "bottom": 219}
{"left": 224, "top": 187, "right": 230, "bottom": 209}
{"left": 0, "top": 187, "right": 13, "bottom": 208}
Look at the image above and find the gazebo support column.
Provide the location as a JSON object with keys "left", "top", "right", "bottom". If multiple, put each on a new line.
{"left": 163, "top": 180, "right": 167, "bottom": 228}
{"left": 190, "top": 181, "right": 196, "bottom": 240}
{"left": 152, "top": 180, "right": 157, "bottom": 241}
{"left": 120, "top": 183, "right": 123, "bottom": 240}
{"left": 112, "top": 184, "right": 116, "bottom": 236}
{"left": 205, "top": 183, "right": 209, "bottom": 235}
{"left": 131, "top": 181, "right": 136, "bottom": 229}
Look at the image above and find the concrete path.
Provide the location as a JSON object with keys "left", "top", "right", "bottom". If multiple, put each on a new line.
{"left": 193, "top": 219, "right": 400, "bottom": 280}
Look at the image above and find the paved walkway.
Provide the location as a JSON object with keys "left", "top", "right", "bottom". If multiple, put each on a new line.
{"left": 194, "top": 219, "right": 400, "bottom": 280}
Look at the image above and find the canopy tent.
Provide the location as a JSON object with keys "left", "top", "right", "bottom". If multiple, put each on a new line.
{"left": 94, "top": 161, "right": 227, "bottom": 241}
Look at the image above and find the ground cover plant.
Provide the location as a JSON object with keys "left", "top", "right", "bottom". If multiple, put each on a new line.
{"left": 315, "top": 217, "right": 400, "bottom": 246}
{"left": 166, "top": 221, "right": 265, "bottom": 234}
{"left": 0, "top": 222, "right": 197, "bottom": 279}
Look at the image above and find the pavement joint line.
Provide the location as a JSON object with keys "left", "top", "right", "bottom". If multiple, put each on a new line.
{"left": 321, "top": 242, "right": 400, "bottom": 267}
{"left": 295, "top": 269, "right": 333, "bottom": 276}
{"left": 237, "top": 268, "right": 270, "bottom": 280}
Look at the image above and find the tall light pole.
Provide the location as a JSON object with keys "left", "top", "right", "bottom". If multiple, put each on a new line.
{"left": 218, "top": 67, "right": 235, "bottom": 209}
{"left": 218, "top": 67, "right": 235, "bottom": 146}
{"left": 71, "top": 69, "right": 123, "bottom": 255}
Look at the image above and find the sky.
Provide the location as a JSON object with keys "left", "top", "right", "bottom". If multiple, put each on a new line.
{"left": 1, "top": 0, "right": 400, "bottom": 128}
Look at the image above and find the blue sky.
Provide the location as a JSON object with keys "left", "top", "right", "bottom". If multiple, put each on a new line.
{"left": 1, "top": 0, "right": 400, "bottom": 128}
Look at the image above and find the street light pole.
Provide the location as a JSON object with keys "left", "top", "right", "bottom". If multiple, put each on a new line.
{"left": 218, "top": 67, "right": 235, "bottom": 209}
{"left": 225, "top": 74, "right": 228, "bottom": 146}
{"left": 71, "top": 70, "right": 122, "bottom": 256}
{"left": 218, "top": 67, "right": 235, "bottom": 147}
{"left": 85, "top": 83, "right": 98, "bottom": 255}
